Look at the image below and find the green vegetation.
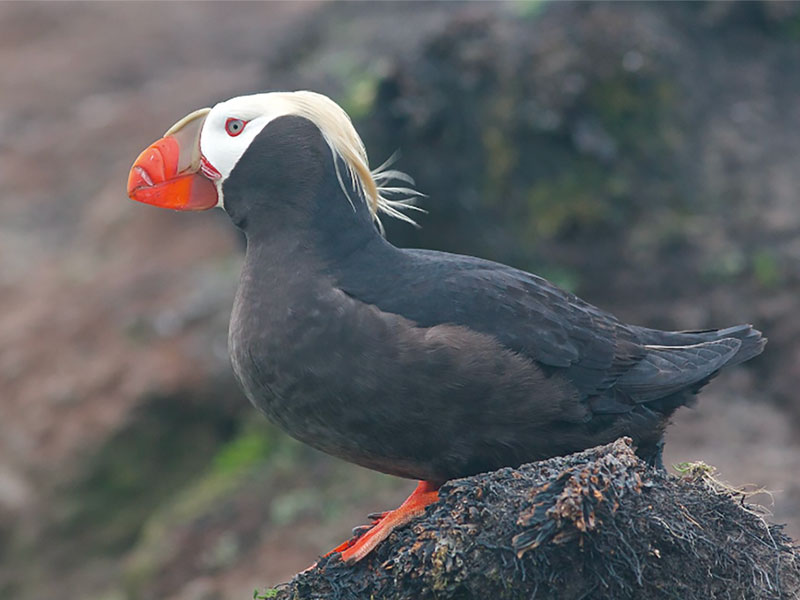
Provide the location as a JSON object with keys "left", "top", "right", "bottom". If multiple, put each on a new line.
{"left": 752, "top": 249, "right": 782, "bottom": 288}
{"left": 318, "top": 48, "right": 383, "bottom": 120}
{"left": 673, "top": 460, "right": 716, "bottom": 478}
{"left": 588, "top": 73, "right": 679, "bottom": 159}
{"left": 342, "top": 72, "right": 380, "bottom": 121}
{"left": 525, "top": 162, "right": 630, "bottom": 240}
{"left": 779, "top": 13, "right": 800, "bottom": 39}
{"left": 476, "top": 63, "right": 682, "bottom": 251}
{"left": 55, "top": 396, "right": 235, "bottom": 554}
{"left": 122, "top": 418, "right": 286, "bottom": 597}
{"left": 213, "top": 423, "right": 276, "bottom": 476}
{"left": 510, "top": 0, "right": 548, "bottom": 20}
{"left": 702, "top": 248, "right": 747, "bottom": 282}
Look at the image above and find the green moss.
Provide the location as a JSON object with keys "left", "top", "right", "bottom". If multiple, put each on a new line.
{"left": 524, "top": 162, "right": 630, "bottom": 240}
{"left": 122, "top": 419, "right": 308, "bottom": 595}
{"left": 752, "top": 249, "right": 782, "bottom": 288}
{"left": 477, "top": 69, "right": 680, "bottom": 249}
{"left": 702, "top": 249, "right": 746, "bottom": 282}
{"left": 318, "top": 48, "right": 382, "bottom": 120}
{"left": 213, "top": 423, "right": 275, "bottom": 476}
{"left": 55, "top": 396, "right": 234, "bottom": 555}
{"left": 673, "top": 461, "right": 715, "bottom": 477}
{"left": 123, "top": 449, "right": 255, "bottom": 594}
{"left": 254, "top": 588, "right": 281, "bottom": 599}
{"left": 342, "top": 73, "right": 380, "bottom": 120}
{"left": 510, "top": 0, "right": 549, "bottom": 20}
{"left": 779, "top": 15, "right": 800, "bottom": 39}
{"left": 481, "top": 91, "right": 521, "bottom": 202}
{"left": 483, "top": 125, "right": 517, "bottom": 200}
{"left": 588, "top": 72, "right": 679, "bottom": 159}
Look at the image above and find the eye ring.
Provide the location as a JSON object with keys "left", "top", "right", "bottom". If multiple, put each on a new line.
{"left": 225, "top": 118, "right": 247, "bottom": 137}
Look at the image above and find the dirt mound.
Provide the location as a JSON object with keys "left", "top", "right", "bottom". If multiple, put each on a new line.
{"left": 273, "top": 438, "right": 799, "bottom": 600}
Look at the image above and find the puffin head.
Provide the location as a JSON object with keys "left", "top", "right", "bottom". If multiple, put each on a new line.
{"left": 127, "top": 91, "right": 421, "bottom": 233}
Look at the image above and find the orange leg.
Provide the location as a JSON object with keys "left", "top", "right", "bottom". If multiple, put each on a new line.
{"left": 325, "top": 480, "right": 441, "bottom": 564}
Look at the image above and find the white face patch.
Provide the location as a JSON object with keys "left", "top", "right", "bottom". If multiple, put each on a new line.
{"left": 193, "top": 91, "right": 422, "bottom": 226}
{"left": 199, "top": 94, "right": 300, "bottom": 208}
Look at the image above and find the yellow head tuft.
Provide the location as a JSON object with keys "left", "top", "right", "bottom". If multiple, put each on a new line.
{"left": 271, "top": 91, "right": 424, "bottom": 231}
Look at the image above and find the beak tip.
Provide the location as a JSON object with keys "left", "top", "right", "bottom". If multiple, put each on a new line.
{"left": 127, "top": 166, "right": 148, "bottom": 200}
{"left": 127, "top": 111, "right": 217, "bottom": 211}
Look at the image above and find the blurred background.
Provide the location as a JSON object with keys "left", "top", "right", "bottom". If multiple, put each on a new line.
{"left": 2, "top": 2, "right": 799, "bottom": 599}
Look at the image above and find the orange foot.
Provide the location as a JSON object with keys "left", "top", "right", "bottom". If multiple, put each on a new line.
{"left": 326, "top": 480, "right": 441, "bottom": 564}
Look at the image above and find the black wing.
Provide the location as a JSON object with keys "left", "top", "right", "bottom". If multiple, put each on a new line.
{"left": 336, "top": 248, "right": 646, "bottom": 399}
{"left": 335, "top": 247, "right": 763, "bottom": 406}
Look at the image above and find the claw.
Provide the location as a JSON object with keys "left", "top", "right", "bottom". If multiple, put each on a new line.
{"left": 322, "top": 480, "right": 441, "bottom": 563}
{"left": 351, "top": 524, "right": 373, "bottom": 537}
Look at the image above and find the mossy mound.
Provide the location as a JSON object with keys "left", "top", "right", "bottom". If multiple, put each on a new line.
{"left": 266, "top": 438, "right": 799, "bottom": 600}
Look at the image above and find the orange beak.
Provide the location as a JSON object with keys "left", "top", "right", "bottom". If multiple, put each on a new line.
{"left": 127, "top": 108, "right": 219, "bottom": 210}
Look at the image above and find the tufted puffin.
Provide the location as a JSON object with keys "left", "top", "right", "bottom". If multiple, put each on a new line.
{"left": 127, "top": 91, "right": 765, "bottom": 564}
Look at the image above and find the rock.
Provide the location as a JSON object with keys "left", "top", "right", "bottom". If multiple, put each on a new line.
{"left": 268, "top": 438, "right": 799, "bottom": 600}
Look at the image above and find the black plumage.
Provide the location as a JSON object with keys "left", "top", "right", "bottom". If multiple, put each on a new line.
{"left": 223, "top": 114, "right": 765, "bottom": 481}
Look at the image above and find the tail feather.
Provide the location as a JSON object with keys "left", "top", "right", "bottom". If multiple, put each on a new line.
{"left": 590, "top": 324, "right": 765, "bottom": 417}
{"left": 618, "top": 338, "right": 742, "bottom": 403}
{"left": 713, "top": 324, "right": 766, "bottom": 366}
{"left": 630, "top": 323, "right": 766, "bottom": 368}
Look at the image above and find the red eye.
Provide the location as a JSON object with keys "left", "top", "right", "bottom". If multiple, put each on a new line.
{"left": 225, "top": 118, "right": 247, "bottom": 137}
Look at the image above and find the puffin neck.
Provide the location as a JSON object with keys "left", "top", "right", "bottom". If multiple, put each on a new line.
{"left": 240, "top": 206, "right": 396, "bottom": 277}
{"left": 238, "top": 154, "right": 388, "bottom": 262}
